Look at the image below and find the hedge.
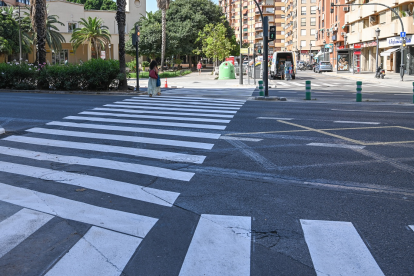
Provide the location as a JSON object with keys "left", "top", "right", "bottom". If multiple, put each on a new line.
{"left": 0, "top": 59, "right": 124, "bottom": 91}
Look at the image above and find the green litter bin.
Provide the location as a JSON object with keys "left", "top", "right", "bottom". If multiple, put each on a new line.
{"left": 219, "top": 62, "right": 236, "bottom": 80}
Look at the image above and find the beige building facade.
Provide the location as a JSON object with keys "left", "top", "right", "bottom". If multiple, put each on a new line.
{"left": 345, "top": 0, "right": 414, "bottom": 73}
{"left": 21, "top": 0, "right": 146, "bottom": 64}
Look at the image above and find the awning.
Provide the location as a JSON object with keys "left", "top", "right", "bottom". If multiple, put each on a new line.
{"left": 380, "top": 47, "right": 399, "bottom": 57}
{"left": 315, "top": 51, "right": 323, "bottom": 57}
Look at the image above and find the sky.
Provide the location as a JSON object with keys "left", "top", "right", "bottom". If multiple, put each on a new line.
{"left": 146, "top": 0, "right": 219, "bottom": 13}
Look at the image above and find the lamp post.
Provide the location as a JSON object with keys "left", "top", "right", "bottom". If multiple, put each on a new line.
{"left": 323, "top": 39, "right": 326, "bottom": 61}
{"left": 344, "top": 33, "right": 347, "bottom": 46}
{"left": 300, "top": 45, "right": 302, "bottom": 61}
{"left": 239, "top": 0, "right": 243, "bottom": 85}
{"left": 310, "top": 43, "right": 312, "bottom": 63}
{"left": 108, "top": 43, "right": 111, "bottom": 60}
{"left": 375, "top": 28, "right": 380, "bottom": 76}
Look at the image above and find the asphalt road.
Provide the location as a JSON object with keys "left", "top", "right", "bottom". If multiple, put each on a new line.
{"left": 0, "top": 71, "right": 414, "bottom": 276}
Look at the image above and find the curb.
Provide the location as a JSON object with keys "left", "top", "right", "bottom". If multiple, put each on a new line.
{"left": 0, "top": 89, "right": 148, "bottom": 96}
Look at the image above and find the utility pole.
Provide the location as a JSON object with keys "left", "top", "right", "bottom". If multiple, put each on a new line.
{"left": 263, "top": 16, "right": 269, "bottom": 97}
{"left": 239, "top": 0, "right": 243, "bottom": 84}
{"left": 253, "top": 44, "right": 256, "bottom": 85}
{"left": 375, "top": 28, "right": 380, "bottom": 77}
{"left": 133, "top": 25, "right": 140, "bottom": 91}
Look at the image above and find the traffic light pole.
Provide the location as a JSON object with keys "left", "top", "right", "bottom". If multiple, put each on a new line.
{"left": 239, "top": 0, "right": 243, "bottom": 85}
{"left": 134, "top": 25, "right": 140, "bottom": 91}
{"left": 331, "top": 2, "right": 405, "bottom": 81}
{"left": 253, "top": 0, "right": 268, "bottom": 96}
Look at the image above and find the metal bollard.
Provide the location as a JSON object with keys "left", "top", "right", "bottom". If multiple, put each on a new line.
{"left": 258, "top": 80, "right": 264, "bottom": 96}
{"left": 305, "top": 80, "right": 311, "bottom": 100}
{"left": 356, "top": 81, "right": 362, "bottom": 102}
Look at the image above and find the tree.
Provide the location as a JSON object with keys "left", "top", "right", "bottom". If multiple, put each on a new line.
{"left": 45, "top": 14, "right": 66, "bottom": 51}
{"left": 31, "top": 0, "right": 47, "bottom": 64}
{"left": 156, "top": 0, "right": 169, "bottom": 71}
{"left": 194, "top": 23, "right": 234, "bottom": 67}
{"left": 126, "top": 12, "right": 162, "bottom": 60}
{"left": 84, "top": 0, "right": 103, "bottom": 10}
{"left": 70, "top": 17, "right": 111, "bottom": 59}
{"left": 116, "top": 0, "right": 127, "bottom": 89}
{"left": 100, "top": 0, "right": 117, "bottom": 10}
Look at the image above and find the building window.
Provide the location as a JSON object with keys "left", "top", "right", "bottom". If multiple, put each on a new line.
{"left": 310, "top": 40, "right": 315, "bottom": 47}
{"left": 52, "top": 50, "right": 69, "bottom": 65}
{"left": 68, "top": 22, "right": 77, "bottom": 33}
{"left": 379, "top": 12, "right": 386, "bottom": 24}
{"left": 311, "top": 0, "right": 316, "bottom": 3}
{"left": 281, "top": 7, "right": 285, "bottom": 11}
{"left": 281, "top": 39, "right": 285, "bottom": 43}
{"left": 310, "top": 29, "right": 316, "bottom": 35}
{"left": 310, "top": 17, "right": 316, "bottom": 26}
{"left": 301, "top": 40, "right": 306, "bottom": 47}
{"left": 301, "top": 18, "right": 306, "bottom": 26}
{"left": 351, "top": 22, "right": 355, "bottom": 33}
{"left": 311, "top": 6, "right": 316, "bottom": 14}
{"left": 301, "top": 29, "right": 306, "bottom": 36}
{"left": 301, "top": 7, "right": 306, "bottom": 15}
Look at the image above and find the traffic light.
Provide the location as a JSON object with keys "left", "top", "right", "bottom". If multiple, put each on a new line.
{"left": 330, "top": 2, "right": 334, "bottom": 13}
{"left": 258, "top": 46, "right": 262, "bottom": 54}
{"left": 402, "top": 39, "right": 407, "bottom": 47}
{"left": 269, "top": 26, "right": 276, "bottom": 41}
{"left": 132, "top": 25, "right": 140, "bottom": 46}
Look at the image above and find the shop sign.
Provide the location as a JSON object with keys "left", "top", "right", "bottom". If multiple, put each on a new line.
{"left": 324, "top": 43, "right": 334, "bottom": 49}
{"left": 387, "top": 35, "right": 413, "bottom": 46}
{"left": 354, "top": 51, "right": 361, "bottom": 55}
{"left": 362, "top": 41, "right": 377, "bottom": 48}
{"left": 337, "top": 46, "right": 345, "bottom": 50}
{"left": 100, "top": 51, "right": 106, "bottom": 59}
{"left": 337, "top": 53, "right": 350, "bottom": 71}
{"left": 301, "top": 50, "right": 309, "bottom": 54}
{"left": 354, "top": 44, "right": 362, "bottom": 49}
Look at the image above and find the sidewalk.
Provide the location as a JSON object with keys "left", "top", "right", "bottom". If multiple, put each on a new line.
{"left": 325, "top": 70, "right": 414, "bottom": 86}
{"left": 127, "top": 71, "right": 257, "bottom": 89}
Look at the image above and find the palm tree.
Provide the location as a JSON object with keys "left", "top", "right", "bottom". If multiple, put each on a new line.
{"left": 45, "top": 13, "right": 66, "bottom": 51}
{"left": 30, "top": 0, "right": 47, "bottom": 64}
{"left": 157, "top": 0, "right": 169, "bottom": 71}
{"left": 116, "top": 0, "right": 127, "bottom": 90}
{"left": 70, "top": 17, "right": 111, "bottom": 59}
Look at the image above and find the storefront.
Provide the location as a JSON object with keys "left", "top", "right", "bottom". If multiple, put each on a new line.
{"left": 381, "top": 35, "right": 413, "bottom": 74}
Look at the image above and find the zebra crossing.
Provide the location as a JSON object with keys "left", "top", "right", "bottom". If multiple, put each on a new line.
{"left": 0, "top": 93, "right": 413, "bottom": 275}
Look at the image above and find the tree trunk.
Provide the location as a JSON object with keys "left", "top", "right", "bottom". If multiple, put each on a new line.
{"left": 34, "top": 0, "right": 47, "bottom": 65}
{"left": 160, "top": 9, "right": 166, "bottom": 72}
{"left": 116, "top": 0, "right": 128, "bottom": 90}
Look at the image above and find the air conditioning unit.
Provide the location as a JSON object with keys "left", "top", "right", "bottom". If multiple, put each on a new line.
{"left": 333, "top": 27, "right": 338, "bottom": 31}
{"left": 369, "top": 16, "right": 376, "bottom": 23}
{"left": 343, "top": 7, "right": 349, "bottom": 12}
{"left": 341, "top": 32, "right": 346, "bottom": 36}
{"left": 322, "top": 14, "right": 325, "bottom": 20}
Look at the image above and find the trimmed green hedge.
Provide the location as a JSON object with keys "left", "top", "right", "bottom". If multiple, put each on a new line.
{"left": 0, "top": 59, "right": 124, "bottom": 91}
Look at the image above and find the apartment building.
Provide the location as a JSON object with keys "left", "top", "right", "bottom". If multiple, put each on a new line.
{"left": 345, "top": 0, "right": 414, "bottom": 74}
{"left": 220, "top": 0, "right": 285, "bottom": 56}
{"left": 0, "top": 0, "right": 28, "bottom": 7}
{"left": 314, "top": 0, "right": 347, "bottom": 70}
{"left": 285, "top": 0, "right": 318, "bottom": 62}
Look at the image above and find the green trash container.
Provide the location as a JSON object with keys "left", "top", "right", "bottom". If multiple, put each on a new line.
{"left": 218, "top": 62, "right": 236, "bottom": 80}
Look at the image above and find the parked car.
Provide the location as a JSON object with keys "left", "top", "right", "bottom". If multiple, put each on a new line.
{"left": 315, "top": 61, "right": 333, "bottom": 73}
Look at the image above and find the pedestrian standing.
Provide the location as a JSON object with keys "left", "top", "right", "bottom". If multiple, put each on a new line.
{"left": 197, "top": 61, "right": 202, "bottom": 75}
{"left": 148, "top": 60, "right": 161, "bottom": 97}
{"left": 64, "top": 58, "right": 68, "bottom": 65}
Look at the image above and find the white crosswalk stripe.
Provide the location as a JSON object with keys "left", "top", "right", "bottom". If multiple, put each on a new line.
{"left": 124, "top": 98, "right": 243, "bottom": 107}
{"left": 97, "top": 106, "right": 234, "bottom": 118}
{"left": 79, "top": 111, "right": 231, "bottom": 123}
{"left": 0, "top": 209, "right": 53, "bottom": 259}
{"left": 109, "top": 102, "right": 238, "bottom": 113}
{"left": 114, "top": 101, "right": 241, "bottom": 110}
{"left": 179, "top": 214, "right": 251, "bottom": 276}
{"left": 45, "top": 226, "right": 142, "bottom": 276}
{"left": 301, "top": 219, "right": 385, "bottom": 276}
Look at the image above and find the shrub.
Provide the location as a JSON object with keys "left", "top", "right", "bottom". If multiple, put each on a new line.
{"left": 0, "top": 59, "right": 122, "bottom": 91}
{"left": 142, "top": 61, "right": 150, "bottom": 71}
{"left": 126, "top": 59, "right": 137, "bottom": 73}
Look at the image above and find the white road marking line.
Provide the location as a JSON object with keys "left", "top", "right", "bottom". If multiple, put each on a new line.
{"left": 0, "top": 208, "right": 53, "bottom": 259}
{"left": 47, "top": 121, "right": 221, "bottom": 139}
{"left": 27, "top": 127, "right": 215, "bottom": 150}
{"left": 0, "top": 161, "right": 179, "bottom": 207}
{"left": 79, "top": 111, "right": 230, "bottom": 124}
{"left": 64, "top": 116, "right": 227, "bottom": 130}
{"left": 136, "top": 96, "right": 246, "bottom": 103}
{"left": 103, "top": 104, "right": 238, "bottom": 114}
{"left": 5, "top": 136, "right": 206, "bottom": 164}
{"left": 45, "top": 226, "right": 141, "bottom": 276}
{"left": 113, "top": 101, "right": 240, "bottom": 111}
{"left": 331, "top": 109, "right": 414, "bottom": 114}
{"left": 276, "top": 82, "right": 290, "bottom": 86}
{"left": 0, "top": 183, "right": 158, "bottom": 237}
{"left": 124, "top": 99, "right": 243, "bottom": 107}
{"left": 95, "top": 107, "right": 234, "bottom": 118}
{"left": 0, "top": 146, "right": 194, "bottom": 181}
{"left": 301, "top": 220, "right": 384, "bottom": 276}
{"left": 257, "top": 117, "right": 293, "bottom": 120}
{"left": 290, "top": 82, "right": 304, "bottom": 86}
{"left": 311, "top": 83, "right": 321, "bottom": 86}
{"left": 307, "top": 143, "right": 365, "bottom": 149}
{"left": 220, "top": 136, "right": 262, "bottom": 142}
{"left": 409, "top": 225, "right": 414, "bottom": 231}
{"left": 179, "top": 214, "right": 251, "bottom": 276}
{"left": 334, "top": 121, "right": 380, "bottom": 125}
{"left": 393, "top": 93, "right": 412, "bottom": 95}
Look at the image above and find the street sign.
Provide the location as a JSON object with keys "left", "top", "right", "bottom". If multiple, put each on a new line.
{"left": 401, "top": 32, "right": 406, "bottom": 38}
{"left": 240, "top": 48, "right": 249, "bottom": 55}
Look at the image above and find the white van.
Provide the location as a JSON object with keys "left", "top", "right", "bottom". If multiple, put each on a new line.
{"left": 270, "top": 51, "right": 296, "bottom": 80}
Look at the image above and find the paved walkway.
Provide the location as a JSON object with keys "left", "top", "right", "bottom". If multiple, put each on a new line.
{"left": 325, "top": 71, "right": 414, "bottom": 86}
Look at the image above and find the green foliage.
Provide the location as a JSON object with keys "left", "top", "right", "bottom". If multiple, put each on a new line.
{"left": 84, "top": 0, "right": 103, "bottom": 10}
{"left": 142, "top": 61, "right": 150, "bottom": 70}
{"left": 129, "top": 70, "right": 191, "bottom": 79}
{"left": 0, "top": 59, "right": 122, "bottom": 91}
{"left": 0, "top": 7, "right": 33, "bottom": 57}
{"left": 70, "top": 17, "right": 111, "bottom": 59}
{"left": 194, "top": 23, "right": 234, "bottom": 62}
{"left": 100, "top": 0, "right": 117, "bottom": 10}
{"left": 67, "top": 0, "right": 115, "bottom": 10}
{"left": 126, "top": 59, "right": 137, "bottom": 72}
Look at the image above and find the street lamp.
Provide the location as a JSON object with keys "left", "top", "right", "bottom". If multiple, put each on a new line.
{"left": 300, "top": 45, "right": 302, "bottom": 61}
{"left": 310, "top": 43, "right": 312, "bottom": 63}
{"left": 344, "top": 34, "right": 347, "bottom": 46}
{"left": 323, "top": 39, "right": 326, "bottom": 62}
{"left": 375, "top": 28, "right": 380, "bottom": 76}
